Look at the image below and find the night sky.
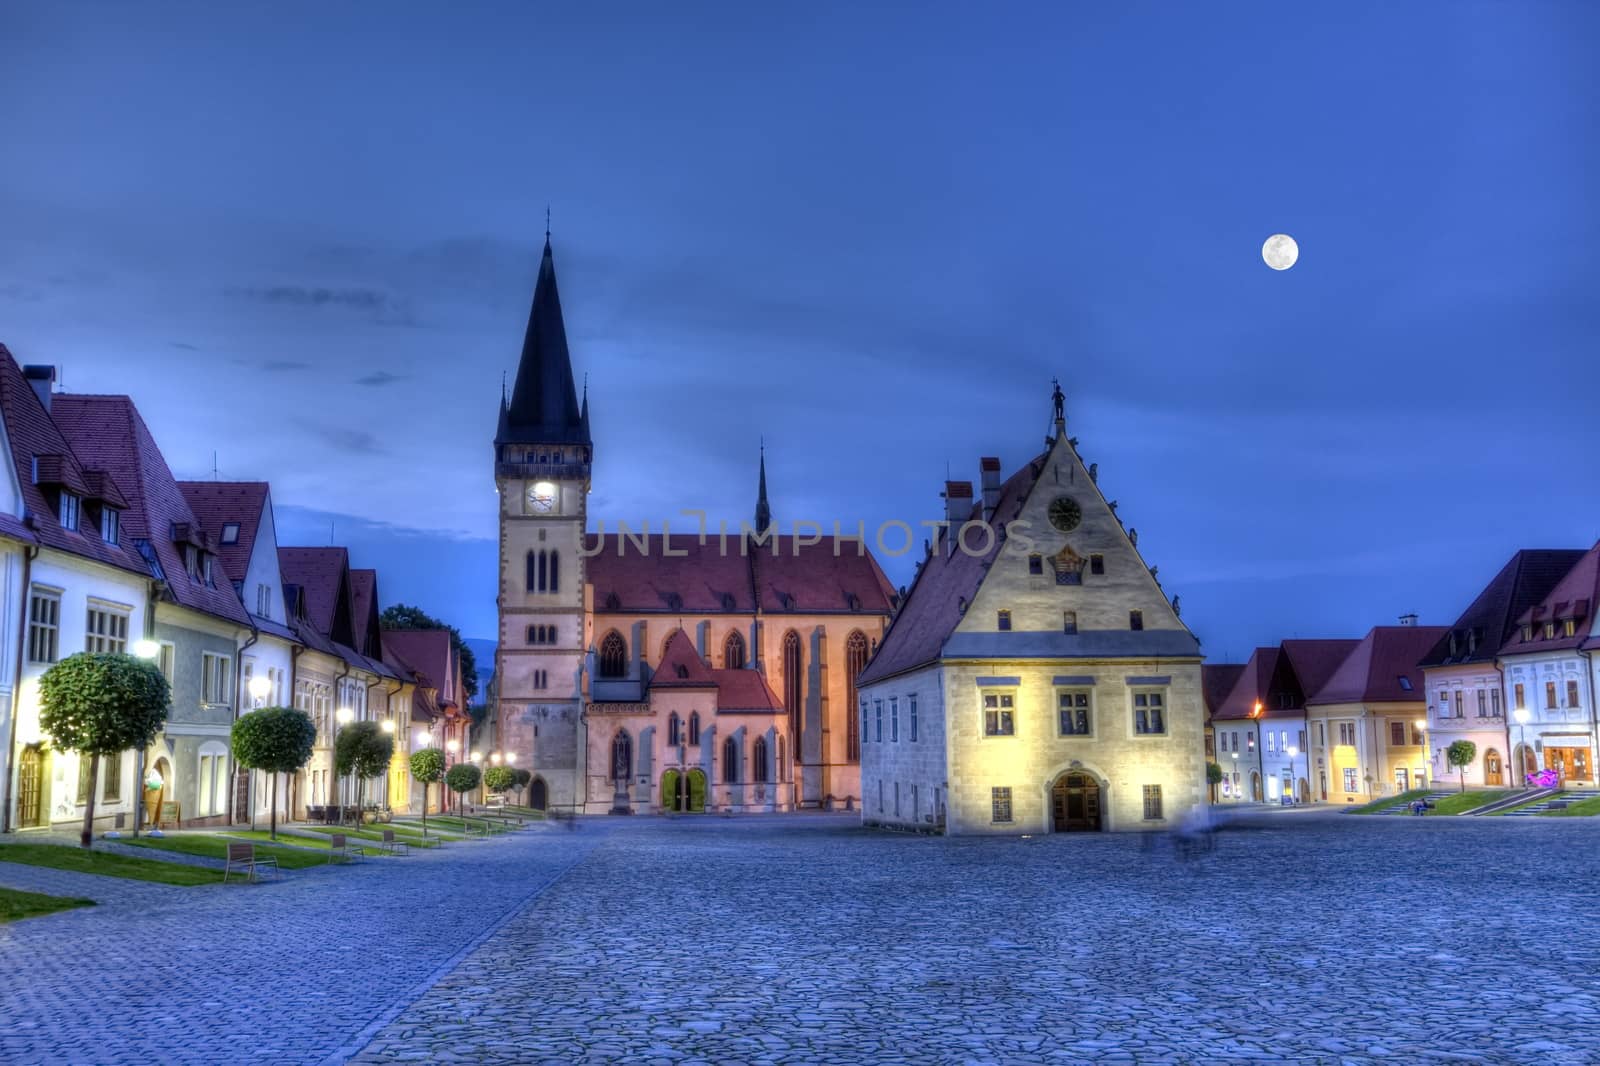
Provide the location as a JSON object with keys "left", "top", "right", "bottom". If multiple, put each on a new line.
{"left": 2, "top": 3, "right": 1596, "bottom": 659}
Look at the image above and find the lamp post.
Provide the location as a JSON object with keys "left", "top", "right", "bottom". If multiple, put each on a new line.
{"left": 1286, "top": 744, "right": 1301, "bottom": 805}
{"left": 334, "top": 706, "right": 355, "bottom": 823}
{"left": 242, "top": 675, "right": 273, "bottom": 830}
{"left": 1414, "top": 718, "right": 1430, "bottom": 790}
{"left": 1514, "top": 707, "right": 1532, "bottom": 786}
{"left": 131, "top": 640, "right": 162, "bottom": 837}
{"left": 417, "top": 730, "right": 434, "bottom": 819}
{"left": 379, "top": 718, "right": 396, "bottom": 816}
{"left": 1229, "top": 751, "right": 1239, "bottom": 803}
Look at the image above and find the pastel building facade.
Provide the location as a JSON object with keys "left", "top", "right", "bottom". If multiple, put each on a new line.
{"left": 858, "top": 401, "right": 1206, "bottom": 834}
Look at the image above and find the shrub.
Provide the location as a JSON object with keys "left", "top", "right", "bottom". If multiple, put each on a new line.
{"left": 483, "top": 765, "right": 514, "bottom": 793}
{"left": 232, "top": 706, "right": 316, "bottom": 838}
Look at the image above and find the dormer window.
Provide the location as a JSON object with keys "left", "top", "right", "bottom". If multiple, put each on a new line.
{"left": 220, "top": 523, "right": 240, "bottom": 545}
{"left": 1522, "top": 625, "right": 1533, "bottom": 642}
{"left": 100, "top": 507, "right": 120, "bottom": 545}
{"left": 59, "top": 492, "right": 80, "bottom": 531}
{"left": 1563, "top": 619, "right": 1577, "bottom": 638}
{"left": 184, "top": 544, "right": 199, "bottom": 578}
{"left": 1543, "top": 623, "right": 1555, "bottom": 640}
{"left": 202, "top": 554, "right": 213, "bottom": 585}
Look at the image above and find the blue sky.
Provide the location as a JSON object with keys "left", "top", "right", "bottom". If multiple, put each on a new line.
{"left": 2, "top": 2, "right": 1596, "bottom": 657}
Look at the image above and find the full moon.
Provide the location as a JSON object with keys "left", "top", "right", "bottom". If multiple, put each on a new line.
{"left": 1262, "top": 233, "right": 1299, "bottom": 270}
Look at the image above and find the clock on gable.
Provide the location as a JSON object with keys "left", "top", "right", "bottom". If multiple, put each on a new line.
{"left": 1048, "top": 495, "right": 1082, "bottom": 533}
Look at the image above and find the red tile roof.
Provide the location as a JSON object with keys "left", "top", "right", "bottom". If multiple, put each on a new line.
{"left": 1308, "top": 625, "right": 1446, "bottom": 705}
{"left": 1280, "top": 639, "right": 1363, "bottom": 701}
{"left": 279, "top": 547, "right": 353, "bottom": 644}
{"left": 178, "top": 481, "right": 268, "bottom": 586}
{"left": 382, "top": 629, "right": 459, "bottom": 708}
{"left": 651, "top": 628, "right": 782, "bottom": 711}
{"left": 584, "top": 533, "right": 895, "bottom": 616}
{"left": 1503, "top": 542, "right": 1600, "bottom": 656}
{"left": 1212, "top": 648, "right": 1280, "bottom": 721}
{"left": 1202, "top": 663, "right": 1245, "bottom": 718}
{"left": 1212, "top": 639, "right": 1361, "bottom": 720}
{"left": 858, "top": 453, "right": 1044, "bottom": 685}
{"left": 52, "top": 394, "right": 251, "bottom": 626}
{"left": 0, "top": 347, "right": 146, "bottom": 574}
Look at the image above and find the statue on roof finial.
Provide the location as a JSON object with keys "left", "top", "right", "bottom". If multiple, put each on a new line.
{"left": 1051, "top": 377, "right": 1065, "bottom": 424}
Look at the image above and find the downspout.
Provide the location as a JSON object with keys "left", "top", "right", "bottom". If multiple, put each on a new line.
{"left": 1580, "top": 648, "right": 1598, "bottom": 787}
{"left": 2, "top": 533, "right": 39, "bottom": 834}
{"left": 1496, "top": 658, "right": 1515, "bottom": 787}
{"left": 288, "top": 643, "right": 303, "bottom": 818}
{"left": 384, "top": 675, "right": 404, "bottom": 811}
{"left": 134, "top": 580, "right": 160, "bottom": 835}
{"left": 230, "top": 620, "right": 260, "bottom": 827}
{"left": 333, "top": 658, "right": 351, "bottom": 813}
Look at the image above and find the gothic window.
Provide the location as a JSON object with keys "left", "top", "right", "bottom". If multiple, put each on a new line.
{"left": 777, "top": 736, "right": 786, "bottom": 781}
{"left": 752, "top": 737, "right": 769, "bottom": 783}
{"left": 549, "top": 551, "right": 559, "bottom": 593}
{"left": 610, "top": 731, "right": 632, "bottom": 782}
{"left": 537, "top": 551, "right": 548, "bottom": 592}
{"left": 525, "top": 551, "right": 537, "bottom": 592}
{"left": 782, "top": 630, "right": 803, "bottom": 747}
{"left": 688, "top": 712, "right": 701, "bottom": 746}
{"left": 668, "top": 713, "right": 681, "bottom": 746}
{"left": 599, "top": 631, "right": 628, "bottom": 678}
{"left": 724, "top": 630, "right": 747, "bottom": 670}
{"left": 845, "top": 630, "right": 869, "bottom": 762}
{"left": 722, "top": 736, "right": 739, "bottom": 783}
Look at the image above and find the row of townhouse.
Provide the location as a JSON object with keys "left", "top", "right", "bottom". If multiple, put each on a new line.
{"left": 0, "top": 345, "right": 471, "bottom": 834}
{"left": 1202, "top": 542, "right": 1600, "bottom": 805}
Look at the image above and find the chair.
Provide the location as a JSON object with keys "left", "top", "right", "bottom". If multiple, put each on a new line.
{"left": 223, "top": 842, "right": 279, "bottom": 884}
{"left": 377, "top": 828, "right": 410, "bottom": 856}
{"left": 328, "top": 832, "right": 363, "bottom": 863}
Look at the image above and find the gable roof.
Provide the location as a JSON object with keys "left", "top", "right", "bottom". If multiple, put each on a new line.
{"left": 584, "top": 533, "right": 896, "bottom": 616}
{"left": 52, "top": 394, "right": 251, "bottom": 626}
{"left": 1308, "top": 625, "right": 1446, "bottom": 706}
{"left": 650, "top": 628, "right": 783, "bottom": 711}
{"left": 1420, "top": 548, "right": 1587, "bottom": 667}
{"left": 1202, "top": 663, "right": 1246, "bottom": 719}
{"left": 382, "top": 628, "right": 458, "bottom": 708}
{"left": 1500, "top": 541, "right": 1600, "bottom": 656}
{"left": 857, "top": 453, "right": 1044, "bottom": 685}
{"left": 349, "top": 568, "right": 384, "bottom": 658}
{"left": 177, "top": 481, "right": 268, "bottom": 585}
{"left": 0, "top": 347, "right": 145, "bottom": 571}
{"left": 278, "top": 547, "right": 360, "bottom": 650}
{"left": 1212, "top": 639, "right": 1360, "bottom": 721}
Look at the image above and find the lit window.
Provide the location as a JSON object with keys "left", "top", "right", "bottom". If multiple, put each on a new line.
{"left": 1142, "top": 785, "right": 1163, "bottom": 821}
{"left": 1133, "top": 690, "right": 1165, "bottom": 735}
{"left": 983, "top": 692, "right": 1015, "bottom": 736}
{"left": 1058, "top": 690, "right": 1091, "bottom": 735}
{"left": 991, "top": 787, "right": 1013, "bottom": 823}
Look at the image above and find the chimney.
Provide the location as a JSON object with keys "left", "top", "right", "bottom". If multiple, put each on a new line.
{"left": 1398, "top": 613, "right": 1418, "bottom": 627}
{"left": 23, "top": 365, "right": 55, "bottom": 413}
{"left": 941, "top": 480, "right": 974, "bottom": 555}
{"left": 979, "top": 457, "right": 1002, "bottom": 520}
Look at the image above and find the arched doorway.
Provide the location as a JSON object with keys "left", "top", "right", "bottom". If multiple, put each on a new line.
{"left": 660, "top": 769, "right": 708, "bottom": 812}
{"left": 1517, "top": 745, "right": 1538, "bottom": 781}
{"left": 1250, "top": 772, "right": 1262, "bottom": 802}
{"left": 17, "top": 744, "right": 45, "bottom": 827}
{"left": 1484, "top": 749, "right": 1504, "bottom": 786}
{"left": 1050, "top": 772, "right": 1101, "bottom": 832}
{"left": 1297, "top": 778, "right": 1310, "bottom": 804}
{"left": 529, "top": 777, "right": 548, "bottom": 811}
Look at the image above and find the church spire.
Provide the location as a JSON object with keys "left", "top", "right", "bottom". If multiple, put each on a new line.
{"left": 497, "top": 235, "right": 589, "bottom": 448}
{"left": 754, "top": 440, "right": 772, "bottom": 534}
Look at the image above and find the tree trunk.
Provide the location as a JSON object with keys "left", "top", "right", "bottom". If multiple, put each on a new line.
{"left": 80, "top": 755, "right": 100, "bottom": 848}
{"left": 269, "top": 773, "right": 279, "bottom": 840}
{"left": 1460, "top": 768, "right": 1465, "bottom": 794}
{"left": 421, "top": 781, "right": 428, "bottom": 837}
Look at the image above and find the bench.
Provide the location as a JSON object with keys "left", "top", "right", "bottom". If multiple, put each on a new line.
{"left": 463, "top": 819, "right": 491, "bottom": 839}
{"left": 223, "top": 842, "right": 279, "bottom": 884}
{"left": 375, "top": 829, "right": 410, "bottom": 856}
{"left": 328, "top": 833, "right": 364, "bottom": 863}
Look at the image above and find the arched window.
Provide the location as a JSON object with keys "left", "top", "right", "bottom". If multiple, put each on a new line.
{"left": 782, "top": 630, "right": 803, "bottom": 749}
{"left": 599, "top": 631, "right": 627, "bottom": 678}
{"left": 777, "top": 736, "right": 786, "bottom": 781}
{"left": 845, "top": 630, "right": 869, "bottom": 762}
{"left": 537, "top": 551, "right": 548, "bottom": 592}
{"left": 722, "top": 736, "right": 739, "bottom": 784}
{"left": 525, "top": 551, "right": 538, "bottom": 592}
{"left": 549, "top": 551, "right": 559, "bottom": 593}
{"left": 724, "top": 630, "right": 747, "bottom": 670}
{"left": 668, "top": 713, "right": 681, "bottom": 747}
{"left": 610, "top": 731, "right": 633, "bottom": 782}
{"left": 752, "top": 737, "right": 769, "bottom": 783}
{"left": 688, "top": 712, "right": 701, "bottom": 746}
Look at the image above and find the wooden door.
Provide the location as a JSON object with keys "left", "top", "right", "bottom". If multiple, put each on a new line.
{"left": 1051, "top": 773, "right": 1101, "bottom": 831}
{"left": 17, "top": 745, "right": 44, "bottom": 827}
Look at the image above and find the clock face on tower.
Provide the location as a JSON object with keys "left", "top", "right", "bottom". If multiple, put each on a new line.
{"left": 1048, "top": 495, "right": 1082, "bottom": 533}
{"left": 527, "top": 482, "right": 557, "bottom": 514}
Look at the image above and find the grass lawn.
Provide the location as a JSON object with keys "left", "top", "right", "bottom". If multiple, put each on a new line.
{"left": 223, "top": 829, "right": 337, "bottom": 850}
{"left": 0, "top": 842, "right": 223, "bottom": 886}
{"left": 1539, "top": 795, "right": 1600, "bottom": 817}
{"left": 122, "top": 834, "right": 327, "bottom": 869}
{"left": 1430, "top": 790, "right": 1515, "bottom": 815}
{"left": 0, "top": 886, "right": 95, "bottom": 923}
{"left": 1348, "top": 789, "right": 1431, "bottom": 815}
{"left": 312, "top": 821, "right": 459, "bottom": 841}
{"left": 501, "top": 805, "right": 547, "bottom": 819}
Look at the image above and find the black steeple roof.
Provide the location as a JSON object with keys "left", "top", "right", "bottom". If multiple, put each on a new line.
{"left": 497, "top": 237, "right": 590, "bottom": 447}
{"left": 754, "top": 443, "right": 772, "bottom": 533}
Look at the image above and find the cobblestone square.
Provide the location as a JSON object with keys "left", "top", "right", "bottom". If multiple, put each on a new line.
{"left": 4, "top": 813, "right": 1599, "bottom": 1064}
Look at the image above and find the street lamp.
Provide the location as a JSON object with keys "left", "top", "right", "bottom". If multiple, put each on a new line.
{"left": 333, "top": 706, "right": 355, "bottom": 822}
{"left": 1287, "top": 744, "right": 1300, "bottom": 805}
{"left": 469, "top": 750, "right": 482, "bottom": 764}
{"left": 1514, "top": 707, "right": 1532, "bottom": 785}
{"left": 490, "top": 752, "right": 502, "bottom": 765}
{"left": 131, "top": 639, "right": 161, "bottom": 837}
{"left": 418, "top": 730, "right": 433, "bottom": 748}
{"left": 1229, "top": 751, "right": 1240, "bottom": 803}
{"left": 1414, "top": 718, "right": 1429, "bottom": 789}
{"left": 505, "top": 752, "right": 516, "bottom": 765}
{"left": 133, "top": 639, "right": 161, "bottom": 661}
{"left": 247, "top": 674, "right": 271, "bottom": 707}
{"left": 380, "top": 719, "right": 395, "bottom": 734}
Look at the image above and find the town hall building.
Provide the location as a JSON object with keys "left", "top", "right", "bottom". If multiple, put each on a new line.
{"left": 491, "top": 237, "right": 896, "bottom": 815}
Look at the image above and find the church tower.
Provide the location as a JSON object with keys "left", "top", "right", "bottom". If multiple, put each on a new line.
{"left": 494, "top": 235, "right": 591, "bottom": 814}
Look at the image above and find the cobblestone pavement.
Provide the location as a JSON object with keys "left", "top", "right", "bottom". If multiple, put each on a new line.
{"left": 0, "top": 825, "right": 602, "bottom": 1064}
{"left": 6, "top": 814, "right": 1600, "bottom": 1064}
{"left": 349, "top": 813, "right": 1600, "bottom": 1065}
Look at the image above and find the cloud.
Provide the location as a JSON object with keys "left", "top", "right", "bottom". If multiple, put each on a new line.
{"left": 254, "top": 359, "right": 312, "bottom": 372}
{"left": 225, "top": 283, "right": 423, "bottom": 328}
{"left": 355, "top": 371, "right": 405, "bottom": 387}
{"left": 293, "top": 418, "right": 386, "bottom": 456}
{"left": 169, "top": 340, "right": 198, "bottom": 351}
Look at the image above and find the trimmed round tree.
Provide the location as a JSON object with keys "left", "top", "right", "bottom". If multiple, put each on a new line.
{"left": 1446, "top": 739, "right": 1478, "bottom": 794}
{"left": 1205, "top": 762, "right": 1223, "bottom": 803}
{"left": 39, "top": 653, "right": 171, "bottom": 848}
{"left": 231, "top": 706, "right": 316, "bottom": 840}
{"left": 483, "top": 765, "right": 514, "bottom": 796}
{"left": 445, "top": 763, "right": 482, "bottom": 817}
{"left": 411, "top": 747, "right": 445, "bottom": 835}
{"left": 510, "top": 767, "right": 532, "bottom": 804}
{"left": 335, "top": 721, "right": 395, "bottom": 816}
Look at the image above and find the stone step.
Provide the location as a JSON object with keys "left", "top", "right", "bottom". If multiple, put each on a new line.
{"left": 1374, "top": 791, "right": 1452, "bottom": 815}
{"left": 1502, "top": 790, "right": 1600, "bottom": 816}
